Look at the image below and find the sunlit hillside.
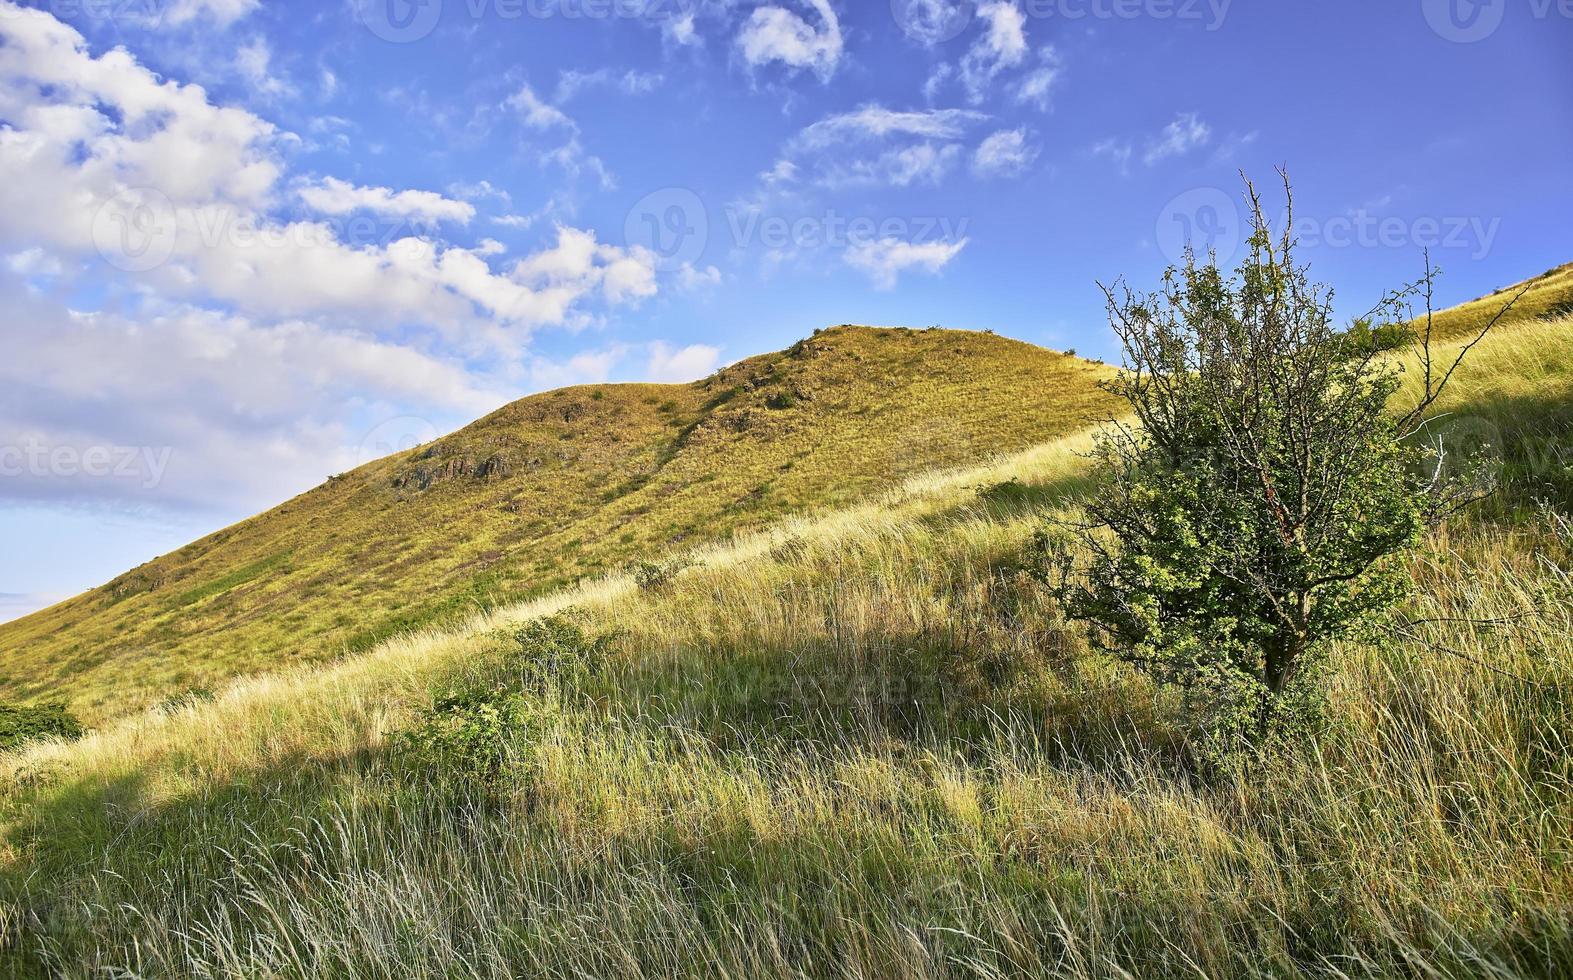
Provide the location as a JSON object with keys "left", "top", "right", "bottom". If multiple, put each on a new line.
{"left": 0, "top": 327, "right": 1116, "bottom": 721}
{"left": 1, "top": 300, "right": 1569, "bottom": 977}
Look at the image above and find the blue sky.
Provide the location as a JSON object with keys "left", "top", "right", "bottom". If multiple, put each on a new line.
{"left": 1, "top": 0, "right": 1570, "bottom": 621}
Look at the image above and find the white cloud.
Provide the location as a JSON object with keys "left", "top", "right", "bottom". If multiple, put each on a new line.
{"left": 736, "top": 0, "right": 844, "bottom": 80}
{"left": 508, "top": 83, "right": 575, "bottom": 130}
{"left": 512, "top": 226, "right": 657, "bottom": 308}
{"left": 761, "top": 159, "right": 799, "bottom": 185}
{"left": 794, "top": 105, "right": 985, "bottom": 149}
{"left": 845, "top": 237, "right": 968, "bottom": 290}
{"left": 1091, "top": 138, "right": 1134, "bottom": 175}
{"left": 677, "top": 263, "right": 723, "bottom": 291}
{"left": 849, "top": 143, "right": 962, "bottom": 188}
{"left": 235, "top": 37, "right": 293, "bottom": 99}
{"left": 1144, "top": 111, "right": 1212, "bottom": 166}
{"left": 663, "top": 11, "right": 700, "bottom": 46}
{"left": 162, "top": 0, "right": 260, "bottom": 28}
{"left": 973, "top": 128, "right": 1037, "bottom": 178}
{"left": 959, "top": 1, "right": 1029, "bottom": 103}
{"left": 299, "top": 177, "right": 476, "bottom": 225}
{"left": 0, "top": 272, "right": 507, "bottom": 514}
{"left": 1014, "top": 47, "right": 1062, "bottom": 110}
{"left": 1211, "top": 130, "right": 1260, "bottom": 164}
{"left": 0, "top": 7, "right": 654, "bottom": 337}
{"left": 555, "top": 68, "right": 664, "bottom": 103}
{"left": 779, "top": 106, "right": 985, "bottom": 190}
{"left": 645, "top": 342, "right": 722, "bottom": 382}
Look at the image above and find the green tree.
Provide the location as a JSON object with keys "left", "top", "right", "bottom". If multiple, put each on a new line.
{"left": 1041, "top": 175, "right": 1520, "bottom": 745}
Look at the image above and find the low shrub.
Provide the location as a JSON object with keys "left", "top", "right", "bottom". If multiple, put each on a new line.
{"left": 392, "top": 616, "right": 610, "bottom": 793}
{"left": 0, "top": 702, "right": 84, "bottom": 752}
{"left": 628, "top": 557, "right": 696, "bottom": 592}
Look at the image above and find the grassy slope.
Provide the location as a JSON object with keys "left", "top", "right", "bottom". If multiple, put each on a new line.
{"left": 0, "top": 327, "right": 1116, "bottom": 721}
{"left": 1424, "top": 259, "right": 1573, "bottom": 340}
{"left": 1, "top": 304, "right": 1570, "bottom": 976}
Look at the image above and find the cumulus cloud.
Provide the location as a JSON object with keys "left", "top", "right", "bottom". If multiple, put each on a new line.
{"left": 972, "top": 128, "right": 1038, "bottom": 178}
{"left": 1144, "top": 111, "right": 1212, "bottom": 166}
{"left": 844, "top": 237, "right": 968, "bottom": 290}
{"left": 736, "top": 0, "right": 844, "bottom": 80}
{"left": 0, "top": 2, "right": 673, "bottom": 525}
{"left": 0, "top": 272, "right": 507, "bottom": 514}
{"left": 645, "top": 342, "right": 722, "bottom": 382}
{"left": 0, "top": 6, "right": 654, "bottom": 337}
{"left": 299, "top": 177, "right": 476, "bottom": 225}
{"left": 677, "top": 263, "right": 723, "bottom": 291}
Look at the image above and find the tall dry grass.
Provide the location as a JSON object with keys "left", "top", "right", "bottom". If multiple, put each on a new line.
{"left": 1, "top": 320, "right": 1569, "bottom": 978}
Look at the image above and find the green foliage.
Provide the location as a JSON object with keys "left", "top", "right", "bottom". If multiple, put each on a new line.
{"left": 1344, "top": 316, "right": 1414, "bottom": 353}
{"left": 1039, "top": 177, "right": 1498, "bottom": 748}
{"left": 629, "top": 557, "right": 697, "bottom": 592}
{"left": 393, "top": 617, "right": 609, "bottom": 792}
{"left": 0, "top": 701, "right": 83, "bottom": 752}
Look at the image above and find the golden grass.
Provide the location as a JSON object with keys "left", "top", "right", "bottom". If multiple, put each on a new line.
{"left": 0, "top": 327, "right": 1118, "bottom": 722}
{"left": 1421, "top": 260, "right": 1573, "bottom": 341}
{"left": 0, "top": 309, "right": 1569, "bottom": 977}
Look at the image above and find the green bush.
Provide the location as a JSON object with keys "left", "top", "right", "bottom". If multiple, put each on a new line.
{"left": 1039, "top": 176, "right": 1503, "bottom": 752}
{"left": 0, "top": 702, "right": 84, "bottom": 752}
{"left": 628, "top": 557, "right": 695, "bottom": 592}
{"left": 393, "top": 617, "right": 609, "bottom": 792}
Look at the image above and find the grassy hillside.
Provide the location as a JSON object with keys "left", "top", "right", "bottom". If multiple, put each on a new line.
{"left": 0, "top": 303, "right": 1569, "bottom": 976}
{"left": 0, "top": 327, "right": 1116, "bottom": 722}
{"left": 1424, "top": 260, "right": 1573, "bottom": 340}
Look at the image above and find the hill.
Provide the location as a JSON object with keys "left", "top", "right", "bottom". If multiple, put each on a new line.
{"left": 1424, "top": 259, "right": 1573, "bottom": 340}
{"left": 2, "top": 297, "right": 1569, "bottom": 978}
{"left": 0, "top": 327, "right": 1118, "bottom": 721}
